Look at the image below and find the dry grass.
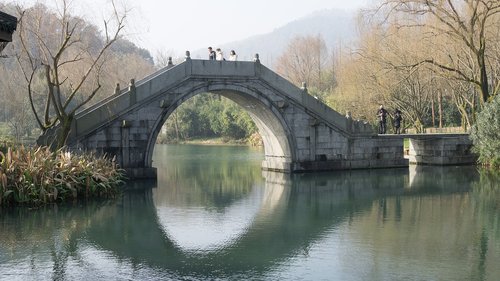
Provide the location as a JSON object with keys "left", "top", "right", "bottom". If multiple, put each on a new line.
{"left": 0, "top": 146, "right": 124, "bottom": 206}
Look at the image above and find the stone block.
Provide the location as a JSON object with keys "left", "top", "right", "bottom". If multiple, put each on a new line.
{"left": 297, "top": 149, "right": 310, "bottom": 161}
{"left": 317, "top": 134, "right": 331, "bottom": 143}
{"left": 349, "top": 160, "right": 371, "bottom": 169}
{"left": 317, "top": 142, "right": 333, "bottom": 149}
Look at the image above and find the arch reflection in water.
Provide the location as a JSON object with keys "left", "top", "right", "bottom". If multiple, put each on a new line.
{"left": 153, "top": 144, "right": 286, "bottom": 252}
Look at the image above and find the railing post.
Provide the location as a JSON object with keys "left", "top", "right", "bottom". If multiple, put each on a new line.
{"left": 167, "top": 56, "right": 173, "bottom": 68}
{"left": 301, "top": 82, "right": 308, "bottom": 94}
{"left": 129, "top": 79, "right": 136, "bottom": 106}
{"left": 115, "top": 83, "right": 120, "bottom": 95}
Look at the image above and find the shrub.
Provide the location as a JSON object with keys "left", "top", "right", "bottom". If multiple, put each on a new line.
{"left": 0, "top": 146, "right": 124, "bottom": 206}
{"left": 470, "top": 94, "right": 500, "bottom": 168}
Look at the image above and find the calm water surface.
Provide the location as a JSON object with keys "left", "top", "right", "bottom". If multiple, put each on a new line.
{"left": 1, "top": 144, "right": 499, "bottom": 281}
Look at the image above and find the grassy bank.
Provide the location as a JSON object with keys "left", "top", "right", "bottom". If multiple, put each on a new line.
{"left": 0, "top": 145, "right": 124, "bottom": 206}
{"left": 179, "top": 137, "right": 249, "bottom": 146}
{"left": 159, "top": 133, "right": 263, "bottom": 147}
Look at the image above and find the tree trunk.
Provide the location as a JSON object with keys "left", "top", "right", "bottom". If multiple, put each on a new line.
{"left": 56, "top": 115, "right": 73, "bottom": 150}
{"left": 478, "top": 53, "right": 490, "bottom": 103}
{"left": 457, "top": 105, "right": 468, "bottom": 132}
{"left": 174, "top": 112, "right": 180, "bottom": 142}
{"left": 438, "top": 91, "right": 443, "bottom": 128}
{"left": 431, "top": 95, "right": 435, "bottom": 127}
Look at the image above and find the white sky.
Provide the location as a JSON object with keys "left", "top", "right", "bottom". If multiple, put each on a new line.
{"left": 16, "top": 0, "right": 371, "bottom": 56}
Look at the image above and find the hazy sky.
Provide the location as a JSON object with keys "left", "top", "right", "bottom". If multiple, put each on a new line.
{"left": 17, "top": 0, "right": 370, "bottom": 56}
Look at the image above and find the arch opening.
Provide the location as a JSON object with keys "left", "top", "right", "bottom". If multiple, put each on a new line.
{"left": 145, "top": 85, "right": 295, "bottom": 173}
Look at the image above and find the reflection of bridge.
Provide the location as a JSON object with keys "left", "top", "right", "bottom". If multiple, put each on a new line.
{"left": 38, "top": 54, "right": 475, "bottom": 178}
{"left": 82, "top": 167, "right": 477, "bottom": 278}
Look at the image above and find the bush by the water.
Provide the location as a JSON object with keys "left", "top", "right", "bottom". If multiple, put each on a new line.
{"left": 0, "top": 146, "right": 124, "bottom": 206}
{"left": 470, "top": 94, "right": 500, "bottom": 168}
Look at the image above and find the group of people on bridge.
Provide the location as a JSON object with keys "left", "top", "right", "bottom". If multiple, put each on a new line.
{"left": 208, "top": 47, "right": 238, "bottom": 61}
{"left": 377, "top": 105, "right": 403, "bottom": 134}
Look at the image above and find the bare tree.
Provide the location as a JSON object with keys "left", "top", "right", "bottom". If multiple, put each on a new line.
{"left": 275, "top": 35, "right": 329, "bottom": 90}
{"left": 374, "top": 0, "right": 500, "bottom": 104}
{"left": 15, "top": 0, "right": 127, "bottom": 149}
{"left": 332, "top": 16, "right": 437, "bottom": 132}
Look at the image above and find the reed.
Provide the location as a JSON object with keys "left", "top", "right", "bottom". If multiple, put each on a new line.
{"left": 0, "top": 145, "right": 124, "bottom": 206}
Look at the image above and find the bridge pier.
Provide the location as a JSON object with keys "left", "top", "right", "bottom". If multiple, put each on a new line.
{"left": 408, "top": 135, "right": 476, "bottom": 165}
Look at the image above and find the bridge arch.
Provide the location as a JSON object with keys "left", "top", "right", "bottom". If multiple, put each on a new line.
{"left": 145, "top": 82, "right": 295, "bottom": 171}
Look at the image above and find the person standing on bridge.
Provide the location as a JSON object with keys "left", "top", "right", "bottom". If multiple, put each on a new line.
{"left": 208, "top": 47, "right": 216, "bottom": 60}
{"left": 377, "top": 105, "right": 388, "bottom": 134}
{"left": 228, "top": 50, "right": 238, "bottom": 61}
{"left": 216, "top": 48, "right": 225, "bottom": 61}
{"left": 394, "top": 109, "right": 403, "bottom": 134}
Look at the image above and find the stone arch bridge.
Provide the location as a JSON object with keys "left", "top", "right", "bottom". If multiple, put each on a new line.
{"left": 38, "top": 56, "right": 474, "bottom": 178}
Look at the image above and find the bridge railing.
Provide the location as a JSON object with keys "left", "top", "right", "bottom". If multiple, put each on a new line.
{"left": 75, "top": 63, "right": 182, "bottom": 117}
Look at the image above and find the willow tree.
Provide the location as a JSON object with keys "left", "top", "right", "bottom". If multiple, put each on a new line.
{"left": 15, "top": 0, "right": 127, "bottom": 149}
{"left": 374, "top": 0, "right": 500, "bottom": 104}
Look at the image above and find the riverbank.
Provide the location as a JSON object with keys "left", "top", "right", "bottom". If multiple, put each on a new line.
{"left": 159, "top": 133, "right": 263, "bottom": 147}
{"left": 177, "top": 137, "right": 248, "bottom": 146}
{"left": 0, "top": 145, "right": 124, "bottom": 207}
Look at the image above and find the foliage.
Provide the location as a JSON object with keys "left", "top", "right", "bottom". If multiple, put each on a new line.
{"left": 159, "top": 94, "right": 258, "bottom": 144}
{"left": 0, "top": 146, "right": 124, "bottom": 206}
{"left": 470, "top": 94, "right": 500, "bottom": 168}
{"left": 439, "top": 96, "right": 462, "bottom": 127}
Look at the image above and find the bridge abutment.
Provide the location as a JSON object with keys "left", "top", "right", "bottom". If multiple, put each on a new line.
{"left": 291, "top": 136, "right": 408, "bottom": 171}
{"left": 408, "top": 135, "right": 476, "bottom": 165}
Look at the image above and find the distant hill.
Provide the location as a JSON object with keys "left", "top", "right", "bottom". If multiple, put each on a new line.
{"left": 190, "top": 9, "right": 358, "bottom": 67}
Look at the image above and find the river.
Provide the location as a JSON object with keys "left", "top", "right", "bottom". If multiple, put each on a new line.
{"left": 1, "top": 144, "right": 499, "bottom": 281}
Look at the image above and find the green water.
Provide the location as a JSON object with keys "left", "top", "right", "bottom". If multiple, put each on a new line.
{"left": 1, "top": 144, "right": 499, "bottom": 281}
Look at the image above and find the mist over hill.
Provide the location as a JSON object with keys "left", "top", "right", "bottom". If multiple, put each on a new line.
{"left": 190, "top": 9, "right": 358, "bottom": 67}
